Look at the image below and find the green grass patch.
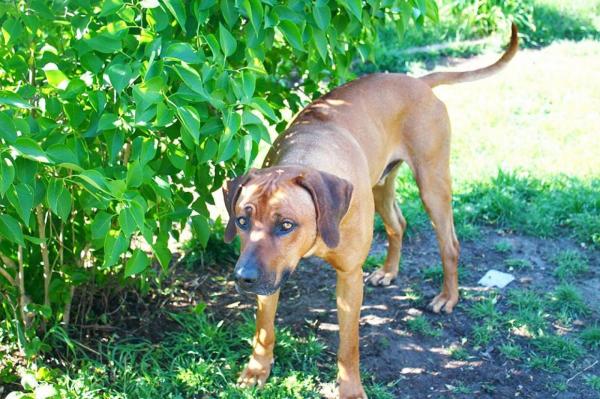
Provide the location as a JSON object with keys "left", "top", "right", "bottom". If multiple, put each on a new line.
{"left": 504, "top": 258, "right": 533, "bottom": 271}
{"left": 499, "top": 343, "right": 524, "bottom": 360}
{"left": 547, "top": 284, "right": 590, "bottom": 317}
{"left": 532, "top": 335, "right": 584, "bottom": 362}
{"left": 406, "top": 316, "right": 442, "bottom": 337}
{"left": 363, "top": 254, "right": 386, "bottom": 272}
{"left": 552, "top": 250, "right": 589, "bottom": 280}
{"left": 580, "top": 325, "right": 600, "bottom": 349}
{"left": 6, "top": 311, "right": 336, "bottom": 399}
{"left": 449, "top": 345, "right": 470, "bottom": 361}
{"left": 586, "top": 375, "right": 600, "bottom": 392}
{"left": 493, "top": 240, "right": 513, "bottom": 253}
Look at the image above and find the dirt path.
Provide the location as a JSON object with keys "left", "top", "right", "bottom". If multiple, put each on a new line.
{"left": 204, "top": 226, "right": 600, "bottom": 398}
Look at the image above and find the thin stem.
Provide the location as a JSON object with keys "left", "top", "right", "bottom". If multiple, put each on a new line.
{"left": 17, "top": 246, "right": 28, "bottom": 328}
{"left": 0, "top": 265, "right": 15, "bottom": 286}
{"left": 36, "top": 205, "right": 51, "bottom": 309}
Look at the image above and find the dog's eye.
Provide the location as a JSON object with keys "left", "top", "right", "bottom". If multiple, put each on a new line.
{"left": 277, "top": 220, "right": 295, "bottom": 234}
{"left": 236, "top": 216, "right": 249, "bottom": 230}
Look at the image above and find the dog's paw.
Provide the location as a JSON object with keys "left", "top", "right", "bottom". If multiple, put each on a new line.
{"left": 366, "top": 268, "right": 397, "bottom": 286}
{"left": 237, "top": 356, "right": 272, "bottom": 388}
{"left": 428, "top": 292, "right": 459, "bottom": 314}
{"left": 339, "top": 381, "right": 368, "bottom": 399}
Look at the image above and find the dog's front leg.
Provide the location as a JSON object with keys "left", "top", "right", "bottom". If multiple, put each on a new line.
{"left": 336, "top": 268, "right": 367, "bottom": 399}
{"left": 237, "top": 291, "right": 280, "bottom": 388}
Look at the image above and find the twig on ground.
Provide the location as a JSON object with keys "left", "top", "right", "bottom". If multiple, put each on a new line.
{"left": 566, "top": 360, "right": 598, "bottom": 384}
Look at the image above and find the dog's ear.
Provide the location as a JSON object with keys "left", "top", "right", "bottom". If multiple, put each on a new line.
{"left": 295, "top": 169, "right": 353, "bottom": 248}
{"left": 223, "top": 169, "right": 257, "bottom": 243}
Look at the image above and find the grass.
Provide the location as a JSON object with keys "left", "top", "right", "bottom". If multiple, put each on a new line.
{"left": 553, "top": 250, "right": 589, "bottom": 280}
{"left": 8, "top": 311, "right": 330, "bottom": 399}
{"left": 493, "top": 240, "right": 513, "bottom": 253}
{"left": 586, "top": 375, "right": 600, "bottom": 392}
{"left": 580, "top": 326, "right": 600, "bottom": 349}
{"left": 504, "top": 258, "right": 533, "bottom": 271}
{"left": 406, "top": 316, "right": 442, "bottom": 337}
{"left": 499, "top": 343, "right": 524, "bottom": 360}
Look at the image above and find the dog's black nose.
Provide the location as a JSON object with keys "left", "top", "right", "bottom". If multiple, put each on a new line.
{"left": 234, "top": 266, "right": 259, "bottom": 285}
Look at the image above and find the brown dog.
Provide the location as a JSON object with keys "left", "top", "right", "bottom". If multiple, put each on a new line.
{"left": 223, "top": 24, "right": 518, "bottom": 399}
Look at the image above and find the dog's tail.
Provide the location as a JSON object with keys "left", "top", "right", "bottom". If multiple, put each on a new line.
{"left": 420, "top": 23, "right": 519, "bottom": 88}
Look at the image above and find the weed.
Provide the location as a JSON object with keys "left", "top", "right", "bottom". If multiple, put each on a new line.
{"left": 532, "top": 335, "right": 583, "bottom": 362}
{"left": 499, "top": 343, "right": 524, "bottom": 360}
{"left": 363, "top": 254, "right": 386, "bottom": 273}
{"left": 529, "top": 355, "right": 560, "bottom": 372}
{"left": 504, "top": 258, "right": 533, "bottom": 270}
{"left": 553, "top": 250, "right": 589, "bottom": 280}
{"left": 449, "top": 381, "right": 473, "bottom": 394}
{"left": 547, "top": 284, "right": 590, "bottom": 317}
{"left": 508, "top": 289, "right": 545, "bottom": 312}
{"left": 586, "top": 375, "right": 600, "bottom": 392}
{"left": 422, "top": 264, "right": 444, "bottom": 283}
{"left": 449, "top": 346, "right": 469, "bottom": 361}
{"left": 456, "top": 222, "right": 481, "bottom": 241}
{"left": 472, "top": 323, "right": 497, "bottom": 347}
{"left": 468, "top": 297, "right": 500, "bottom": 321}
{"left": 406, "top": 316, "right": 442, "bottom": 337}
{"left": 494, "top": 240, "right": 513, "bottom": 253}
{"left": 580, "top": 325, "right": 600, "bottom": 349}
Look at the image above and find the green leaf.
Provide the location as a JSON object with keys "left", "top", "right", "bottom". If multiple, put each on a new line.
{"left": 118, "top": 207, "right": 136, "bottom": 237}
{"left": 344, "top": 0, "right": 363, "bottom": 21}
{"left": 250, "top": 97, "right": 277, "bottom": 121}
{"left": 46, "top": 179, "right": 71, "bottom": 220}
{"left": 7, "top": 183, "right": 33, "bottom": 225}
{"left": 173, "top": 64, "right": 206, "bottom": 96}
{"left": 99, "top": 0, "right": 123, "bottom": 17}
{"left": 161, "top": 0, "right": 187, "bottom": 33}
{"left": 219, "top": 23, "right": 237, "bottom": 57}
{"left": 176, "top": 106, "right": 201, "bottom": 144}
{"left": 45, "top": 65, "right": 72, "bottom": 90}
{"left": 0, "top": 91, "right": 31, "bottom": 109}
{"left": 12, "top": 138, "right": 53, "bottom": 164}
{"left": 91, "top": 212, "right": 112, "bottom": 241}
{"left": 130, "top": 195, "right": 147, "bottom": 231}
{"left": 312, "top": 28, "right": 329, "bottom": 62}
{"left": 0, "top": 112, "right": 17, "bottom": 143}
{"left": 77, "top": 170, "right": 111, "bottom": 194}
{"left": 106, "top": 63, "right": 132, "bottom": 94}
{"left": 125, "top": 249, "right": 150, "bottom": 277}
{"left": 241, "top": 71, "right": 256, "bottom": 99}
{"left": 47, "top": 144, "right": 79, "bottom": 165}
{"left": 0, "top": 156, "right": 15, "bottom": 196}
{"left": 103, "top": 231, "right": 128, "bottom": 268}
{"left": 0, "top": 214, "right": 24, "bottom": 246}
{"left": 241, "top": 0, "right": 263, "bottom": 34}
{"left": 126, "top": 160, "right": 144, "bottom": 188}
{"left": 191, "top": 214, "right": 210, "bottom": 247}
{"left": 98, "top": 113, "right": 118, "bottom": 131}
{"left": 164, "top": 42, "right": 202, "bottom": 64}
{"left": 85, "top": 33, "right": 122, "bottom": 53}
{"left": 278, "top": 20, "right": 304, "bottom": 51}
{"left": 139, "top": 138, "right": 157, "bottom": 165}
{"left": 220, "top": 0, "right": 238, "bottom": 27}
{"left": 152, "top": 240, "right": 171, "bottom": 271}
{"left": 313, "top": 5, "right": 331, "bottom": 30}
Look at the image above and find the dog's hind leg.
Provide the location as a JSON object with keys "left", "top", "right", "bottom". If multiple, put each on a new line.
{"left": 367, "top": 163, "right": 406, "bottom": 286}
{"left": 413, "top": 157, "right": 460, "bottom": 314}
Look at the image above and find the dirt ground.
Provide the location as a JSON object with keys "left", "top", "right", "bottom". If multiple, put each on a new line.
{"left": 200, "top": 226, "right": 600, "bottom": 399}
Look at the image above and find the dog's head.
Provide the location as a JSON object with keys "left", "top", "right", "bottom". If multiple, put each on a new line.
{"left": 223, "top": 166, "right": 353, "bottom": 296}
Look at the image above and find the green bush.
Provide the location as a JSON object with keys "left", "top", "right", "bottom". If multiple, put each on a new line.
{"left": 0, "top": 0, "right": 437, "bottom": 357}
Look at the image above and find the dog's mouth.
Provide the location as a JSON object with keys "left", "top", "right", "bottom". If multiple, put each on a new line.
{"left": 234, "top": 269, "right": 292, "bottom": 297}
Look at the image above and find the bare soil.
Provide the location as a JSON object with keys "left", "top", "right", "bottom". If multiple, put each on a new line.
{"left": 201, "top": 226, "right": 600, "bottom": 399}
